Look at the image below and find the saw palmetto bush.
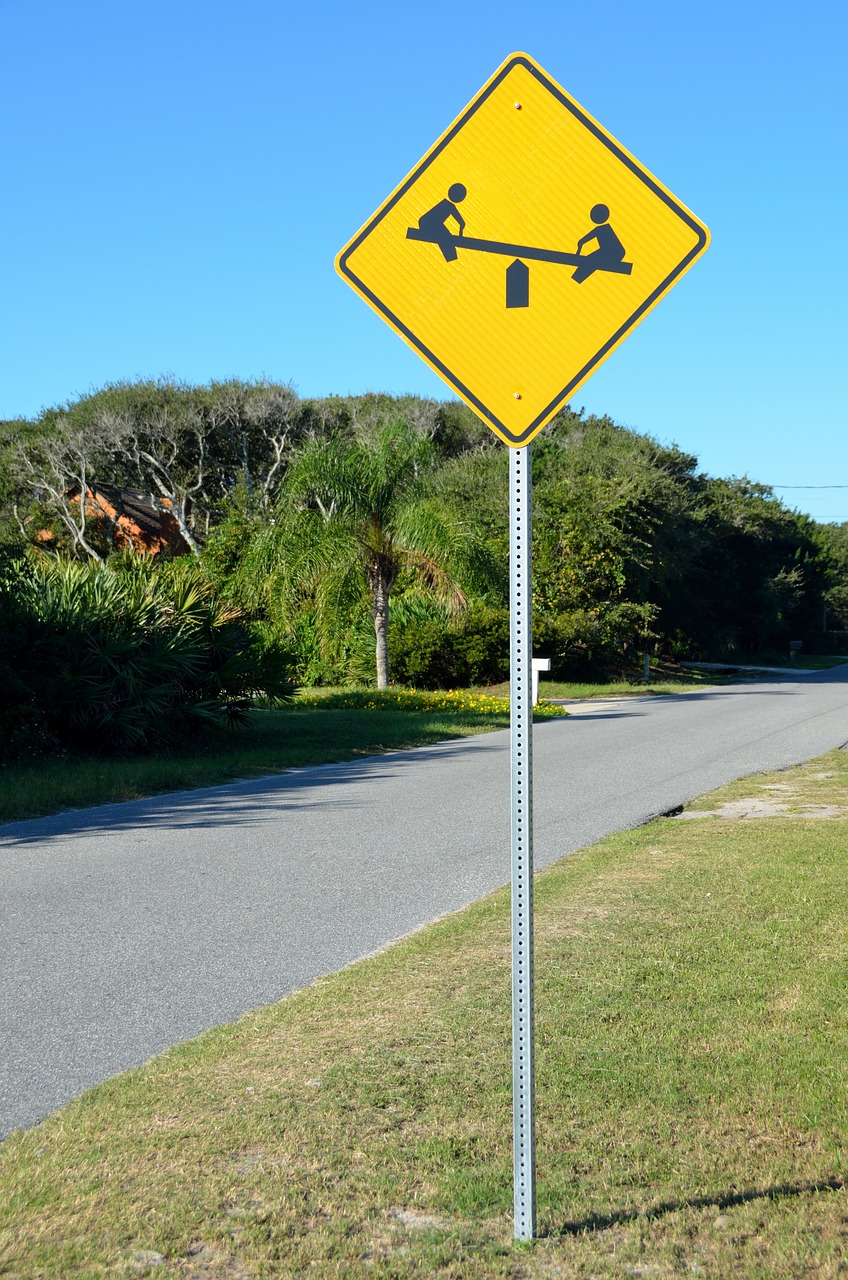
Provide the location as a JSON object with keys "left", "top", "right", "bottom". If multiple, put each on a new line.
{"left": 0, "top": 554, "right": 292, "bottom": 759}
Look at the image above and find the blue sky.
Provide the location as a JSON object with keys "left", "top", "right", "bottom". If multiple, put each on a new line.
{"left": 2, "top": 0, "right": 846, "bottom": 522}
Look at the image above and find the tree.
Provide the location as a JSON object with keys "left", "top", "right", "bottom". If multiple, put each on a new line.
{"left": 692, "top": 478, "right": 825, "bottom": 655}
{"left": 5, "top": 379, "right": 334, "bottom": 561}
{"left": 242, "top": 421, "right": 491, "bottom": 687}
{"left": 813, "top": 522, "right": 848, "bottom": 633}
{"left": 8, "top": 411, "right": 131, "bottom": 561}
{"left": 6, "top": 381, "right": 211, "bottom": 559}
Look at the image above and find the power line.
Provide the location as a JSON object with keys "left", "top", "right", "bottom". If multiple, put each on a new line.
{"left": 769, "top": 484, "right": 848, "bottom": 489}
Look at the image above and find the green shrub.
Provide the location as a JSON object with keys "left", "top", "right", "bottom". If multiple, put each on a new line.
{"left": 387, "top": 599, "right": 656, "bottom": 689}
{"left": 389, "top": 604, "right": 510, "bottom": 688}
{"left": 534, "top": 600, "right": 656, "bottom": 679}
{"left": 0, "top": 555, "right": 294, "bottom": 759}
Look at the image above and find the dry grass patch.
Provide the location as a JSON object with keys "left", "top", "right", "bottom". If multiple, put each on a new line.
{"left": 682, "top": 749, "right": 848, "bottom": 814}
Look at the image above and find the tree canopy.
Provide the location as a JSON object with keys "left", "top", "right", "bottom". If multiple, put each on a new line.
{"left": 2, "top": 378, "right": 844, "bottom": 693}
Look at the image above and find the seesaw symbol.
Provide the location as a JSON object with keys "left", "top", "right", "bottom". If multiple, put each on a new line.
{"left": 406, "top": 185, "right": 633, "bottom": 308}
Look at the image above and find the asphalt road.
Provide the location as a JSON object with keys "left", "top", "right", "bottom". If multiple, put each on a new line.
{"left": 3, "top": 667, "right": 848, "bottom": 1139}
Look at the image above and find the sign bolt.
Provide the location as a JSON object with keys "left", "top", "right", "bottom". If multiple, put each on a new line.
{"left": 514, "top": 102, "right": 522, "bottom": 109}
{"left": 514, "top": 392, "right": 522, "bottom": 399}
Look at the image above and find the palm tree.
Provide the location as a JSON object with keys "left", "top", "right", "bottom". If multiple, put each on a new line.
{"left": 245, "top": 422, "right": 490, "bottom": 688}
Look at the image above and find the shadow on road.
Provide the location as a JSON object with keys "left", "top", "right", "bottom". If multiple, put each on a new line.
{"left": 0, "top": 736, "right": 505, "bottom": 847}
{"left": 3, "top": 666, "right": 846, "bottom": 848}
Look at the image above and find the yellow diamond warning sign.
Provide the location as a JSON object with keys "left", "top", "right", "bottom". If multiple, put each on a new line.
{"left": 335, "top": 52, "right": 710, "bottom": 448}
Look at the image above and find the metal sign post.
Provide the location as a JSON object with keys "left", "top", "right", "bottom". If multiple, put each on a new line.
{"left": 509, "top": 444, "right": 535, "bottom": 1240}
{"left": 335, "top": 46, "right": 709, "bottom": 1252}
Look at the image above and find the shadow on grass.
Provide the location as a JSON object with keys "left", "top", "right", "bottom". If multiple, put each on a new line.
{"left": 547, "top": 1175, "right": 846, "bottom": 1238}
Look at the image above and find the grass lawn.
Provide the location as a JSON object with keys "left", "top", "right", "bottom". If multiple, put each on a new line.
{"left": 540, "top": 677, "right": 716, "bottom": 699}
{"left": 2, "top": 749, "right": 847, "bottom": 1277}
{"left": 534, "top": 657, "right": 847, "bottom": 700}
{"left": 752, "top": 656, "right": 848, "bottom": 671}
{"left": 491, "top": 666, "right": 728, "bottom": 701}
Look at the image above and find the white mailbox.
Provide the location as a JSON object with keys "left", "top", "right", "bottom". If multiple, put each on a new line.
{"left": 531, "top": 657, "right": 551, "bottom": 706}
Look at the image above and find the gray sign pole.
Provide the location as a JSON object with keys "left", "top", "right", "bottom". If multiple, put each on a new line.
{"left": 509, "top": 443, "right": 535, "bottom": 1241}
